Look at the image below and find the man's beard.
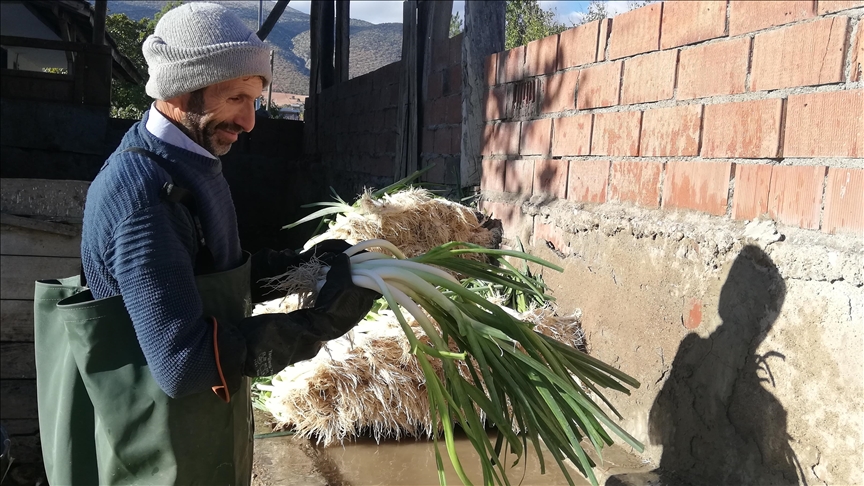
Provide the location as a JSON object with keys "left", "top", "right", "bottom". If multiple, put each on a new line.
{"left": 180, "top": 91, "right": 243, "bottom": 156}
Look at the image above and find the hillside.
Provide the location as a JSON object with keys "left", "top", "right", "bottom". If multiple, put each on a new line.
{"left": 107, "top": 0, "right": 403, "bottom": 95}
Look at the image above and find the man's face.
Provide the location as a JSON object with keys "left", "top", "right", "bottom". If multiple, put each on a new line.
{"left": 180, "top": 76, "right": 264, "bottom": 156}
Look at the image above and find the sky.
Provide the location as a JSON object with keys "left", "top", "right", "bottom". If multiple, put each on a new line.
{"left": 284, "top": 1, "right": 635, "bottom": 27}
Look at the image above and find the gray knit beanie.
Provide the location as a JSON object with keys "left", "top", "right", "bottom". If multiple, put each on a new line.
{"left": 143, "top": 2, "right": 272, "bottom": 100}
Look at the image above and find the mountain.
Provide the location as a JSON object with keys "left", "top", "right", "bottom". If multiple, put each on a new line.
{"left": 106, "top": 0, "right": 403, "bottom": 95}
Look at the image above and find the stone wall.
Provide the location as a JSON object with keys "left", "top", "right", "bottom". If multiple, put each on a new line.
{"left": 478, "top": 1, "right": 863, "bottom": 484}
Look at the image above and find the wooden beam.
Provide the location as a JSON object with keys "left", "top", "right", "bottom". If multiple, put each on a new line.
{"left": 461, "top": 1, "right": 505, "bottom": 187}
{"left": 335, "top": 0, "right": 350, "bottom": 83}
{"left": 320, "top": 0, "right": 336, "bottom": 90}
{"left": 256, "top": 0, "right": 290, "bottom": 41}
{"left": 309, "top": 1, "right": 322, "bottom": 96}
{"left": 92, "top": 0, "right": 107, "bottom": 45}
{"left": 394, "top": 1, "right": 419, "bottom": 180}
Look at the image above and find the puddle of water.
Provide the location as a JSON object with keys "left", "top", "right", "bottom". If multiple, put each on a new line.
{"left": 319, "top": 431, "right": 593, "bottom": 486}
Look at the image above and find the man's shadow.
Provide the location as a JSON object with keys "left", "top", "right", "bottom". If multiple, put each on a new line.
{"left": 644, "top": 245, "right": 805, "bottom": 485}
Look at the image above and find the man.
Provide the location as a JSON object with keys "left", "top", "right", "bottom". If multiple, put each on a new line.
{"left": 33, "top": 4, "right": 375, "bottom": 485}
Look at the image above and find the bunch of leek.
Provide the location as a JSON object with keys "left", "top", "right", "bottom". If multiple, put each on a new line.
{"left": 289, "top": 238, "right": 642, "bottom": 486}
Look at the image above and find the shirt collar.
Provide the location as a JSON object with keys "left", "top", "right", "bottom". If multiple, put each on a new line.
{"left": 144, "top": 103, "right": 217, "bottom": 160}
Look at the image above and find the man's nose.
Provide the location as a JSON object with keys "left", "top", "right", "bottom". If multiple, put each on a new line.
{"left": 236, "top": 101, "right": 256, "bottom": 133}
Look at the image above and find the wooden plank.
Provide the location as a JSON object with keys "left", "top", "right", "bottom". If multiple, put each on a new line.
{"left": 0, "top": 255, "right": 80, "bottom": 300}
{"left": 0, "top": 178, "right": 89, "bottom": 221}
{"left": 309, "top": 0, "right": 322, "bottom": 154}
{"left": 92, "top": 0, "right": 107, "bottom": 45}
{"left": 461, "top": 1, "right": 505, "bottom": 186}
{"left": 0, "top": 300, "right": 35, "bottom": 342}
{"left": 0, "top": 379, "right": 38, "bottom": 419}
{"left": 0, "top": 35, "right": 111, "bottom": 54}
{"left": 0, "top": 223, "right": 81, "bottom": 254}
{"left": 1, "top": 217, "right": 81, "bottom": 241}
{"left": 335, "top": 0, "right": 350, "bottom": 83}
{"left": 394, "top": 1, "right": 419, "bottom": 180}
{"left": 0, "top": 343, "right": 35, "bottom": 379}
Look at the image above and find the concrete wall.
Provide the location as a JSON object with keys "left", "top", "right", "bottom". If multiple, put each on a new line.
{"left": 478, "top": 1, "right": 863, "bottom": 485}
{"left": 307, "top": 34, "right": 465, "bottom": 199}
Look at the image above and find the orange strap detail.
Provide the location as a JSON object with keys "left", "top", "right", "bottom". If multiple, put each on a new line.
{"left": 210, "top": 316, "right": 231, "bottom": 403}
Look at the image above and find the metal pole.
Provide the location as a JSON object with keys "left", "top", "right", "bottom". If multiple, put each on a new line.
{"left": 266, "top": 51, "right": 274, "bottom": 117}
{"left": 258, "top": 0, "right": 264, "bottom": 29}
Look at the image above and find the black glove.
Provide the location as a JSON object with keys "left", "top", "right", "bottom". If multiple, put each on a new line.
{"left": 232, "top": 253, "right": 380, "bottom": 377}
{"left": 249, "top": 239, "right": 354, "bottom": 303}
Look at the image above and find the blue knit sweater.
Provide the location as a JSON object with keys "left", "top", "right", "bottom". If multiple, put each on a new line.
{"left": 81, "top": 112, "right": 243, "bottom": 398}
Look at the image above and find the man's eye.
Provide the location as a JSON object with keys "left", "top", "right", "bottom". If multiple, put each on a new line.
{"left": 229, "top": 97, "right": 241, "bottom": 102}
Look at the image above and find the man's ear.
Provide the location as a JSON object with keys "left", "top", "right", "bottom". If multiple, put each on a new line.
{"left": 166, "top": 92, "right": 192, "bottom": 111}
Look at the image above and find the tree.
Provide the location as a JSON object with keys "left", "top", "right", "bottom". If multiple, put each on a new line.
{"left": 504, "top": 0, "right": 567, "bottom": 50}
{"left": 107, "top": 2, "right": 183, "bottom": 119}
{"left": 449, "top": 11, "right": 463, "bottom": 38}
{"left": 576, "top": 0, "right": 657, "bottom": 26}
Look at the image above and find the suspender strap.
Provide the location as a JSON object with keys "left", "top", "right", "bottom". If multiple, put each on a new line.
{"left": 79, "top": 147, "right": 216, "bottom": 287}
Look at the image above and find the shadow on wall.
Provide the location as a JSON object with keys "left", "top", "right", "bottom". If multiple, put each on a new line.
{"left": 645, "top": 245, "right": 805, "bottom": 485}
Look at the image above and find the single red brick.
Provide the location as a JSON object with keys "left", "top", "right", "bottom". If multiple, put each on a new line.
{"left": 491, "top": 122, "right": 521, "bottom": 155}
{"left": 449, "top": 34, "right": 463, "bottom": 66}
{"left": 433, "top": 127, "right": 451, "bottom": 154}
{"left": 751, "top": 17, "right": 848, "bottom": 91}
{"left": 427, "top": 70, "right": 444, "bottom": 100}
{"left": 533, "top": 220, "right": 568, "bottom": 255}
{"left": 481, "top": 159, "right": 506, "bottom": 192}
{"left": 498, "top": 45, "right": 526, "bottom": 83}
{"left": 640, "top": 104, "right": 702, "bottom": 157}
{"left": 577, "top": 61, "right": 622, "bottom": 109}
{"left": 526, "top": 34, "right": 559, "bottom": 77}
{"left": 598, "top": 18, "right": 611, "bottom": 61}
{"left": 541, "top": 69, "right": 579, "bottom": 114}
{"left": 662, "top": 160, "right": 732, "bottom": 215}
{"left": 504, "top": 159, "right": 535, "bottom": 194}
{"left": 485, "top": 53, "right": 498, "bottom": 86}
{"left": 432, "top": 42, "right": 449, "bottom": 72}
{"left": 768, "top": 165, "right": 827, "bottom": 230}
{"left": 567, "top": 159, "right": 611, "bottom": 203}
{"left": 484, "top": 86, "right": 506, "bottom": 121}
{"left": 592, "top": 111, "right": 642, "bottom": 156}
{"left": 421, "top": 128, "right": 435, "bottom": 154}
{"left": 481, "top": 124, "right": 495, "bottom": 156}
{"left": 661, "top": 1, "right": 726, "bottom": 49}
{"left": 785, "top": 90, "right": 864, "bottom": 158}
{"left": 444, "top": 64, "right": 462, "bottom": 96}
{"left": 481, "top": 201, "right": 528, "bottom": 238}
{"left": 445, "top": 94, "right": 462, "bottom": 125}
{"left": 558, "top": 21, "right": 599, "bottom": 69}
{"left": 552, "top": 114, "right": 593, "bottom": 157}
{"left": 451, "top": 128, "right": 462, "bottom": 155}
{"left": 520, "top": 118, "right": 552, "bottom": 156}
{"left": 533, "top": 159, "right": 568, "bottom": 198}
{"left": 823, "top": 168, "right": 864, "bottom": 234}
{"left": 608, "top": 2, "right": 663, "bottom": 60}
{"left": 732, "top": 164, "right": 774, "bottom": 220}
{"left": 609, "top": 159, "right": 663, "bottom": 208}
{"left": 678, "top": 37, "right": 749, "bottom": 100}
{"left": 818, "top": 0, "right": 864, "bottom": 14}
{"left": 429, "top": 97, "right": 448, "bottom": 125}
{"left": 702, "top": 99, "right": 783, "bottom": 158}
{"left": 853, "top": 21, "right": 864, "bottom": 82}
{"left": 620, "top": 49, "right": 677, "bottom": 105}
{"left": 729, "top": 1, "right": 815, "bottom": 36}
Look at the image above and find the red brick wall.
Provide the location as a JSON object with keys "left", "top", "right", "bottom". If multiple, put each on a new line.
{"left": 313, "top": 34, "right": 464, "bottom": 195}
{"left": 479, "top": 0, "right": 864, "bottom": 241}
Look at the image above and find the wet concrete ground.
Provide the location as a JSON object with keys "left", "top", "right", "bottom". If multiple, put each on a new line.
{"left": 251, "top": 411, "right": 654, "bottom": 486}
